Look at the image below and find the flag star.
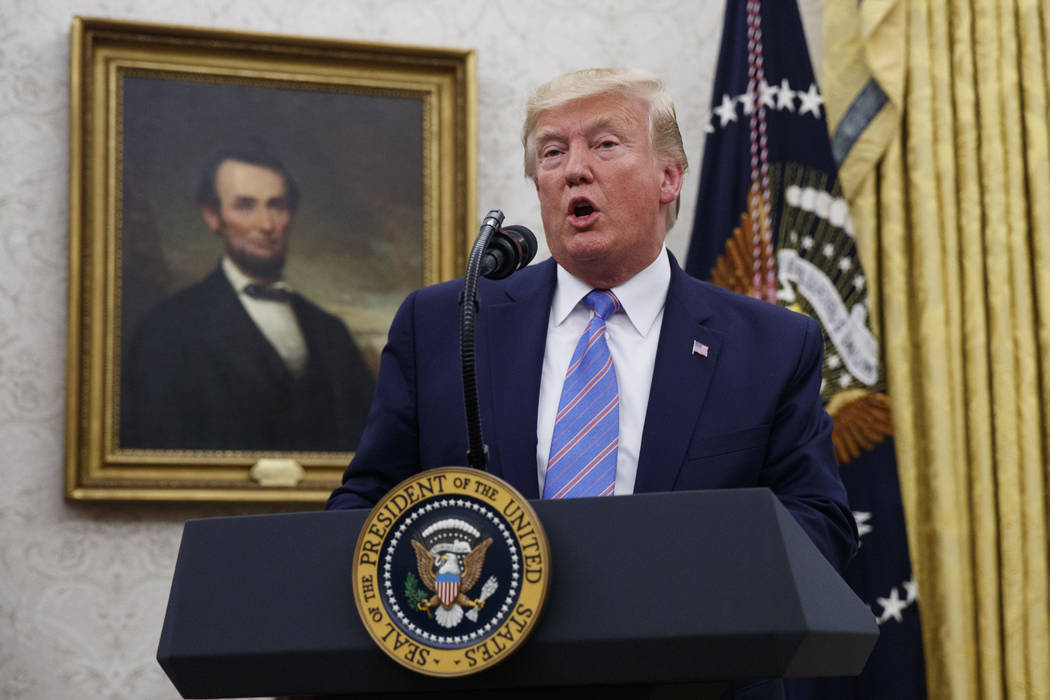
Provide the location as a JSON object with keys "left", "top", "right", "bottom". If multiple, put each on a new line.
{"left": 797, "top": 83, "right": 824, "bottom": 117}
{"left": 822, "top": 243, "right": 835, "bottom": 257}
{"left": 738, "top": 90, "right": 756, "bottom": 115}
{"left": 758, "top": 78, "right": 778, "bottom": 108}
{"left": 838, "top": 257, "right": 852, "bottom": 272}
{"left": 714, "top": 93, "right": 739, "bottom": 126}
{"left": 853, "top": 275, "right": 866, "bottom": 290}
{"left": 826, "top": 354, "right": 842, "bottom": 369}
{"left": 777, "top": 78, "right": 796, "bottom": 111}
{"left": 838, "top": 372, "right": 854, "bottom": 387}
{"left": 854, "top": 511, "right": 873, "bottom": 538}
{"left": 876, "top": 588, "right": 908, "bottom": 623}
{"left": 801, "top": 235, "right": 814, "bottom": 250}
{"left": 702, "top": 112, "right": 715, "bottom": 134}
{"left": 789, "top": 231, "right": 799, "bottom": 244}
{"left": 903, "top": 579, "right": 919, "bottom": 603}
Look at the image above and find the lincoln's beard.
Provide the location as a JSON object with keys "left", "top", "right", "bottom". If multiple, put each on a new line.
{"left": 228, "top": 248, "right": 287, "bottom": 282}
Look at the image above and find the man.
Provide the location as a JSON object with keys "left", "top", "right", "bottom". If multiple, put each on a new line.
{"left": 122, "top": 146, "right": 375, "bottom": 451}
{"left": 327, "top": 68, "right": 854, "bottom": 565}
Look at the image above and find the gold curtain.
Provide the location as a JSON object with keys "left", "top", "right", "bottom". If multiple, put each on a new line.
{"left": 824, "top": 0, "right": 1050, "bottom": 697}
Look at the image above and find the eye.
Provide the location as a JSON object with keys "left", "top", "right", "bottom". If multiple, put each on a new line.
{"left": 541, "top": 146, "right": 563, "bottom": 159}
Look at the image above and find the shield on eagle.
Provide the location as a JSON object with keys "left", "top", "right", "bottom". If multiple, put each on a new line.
{"left": 435, "top": 570, "right": 459, "bottom": 607}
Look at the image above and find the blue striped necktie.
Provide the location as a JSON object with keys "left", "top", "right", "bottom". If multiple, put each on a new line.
{"left": 543, "top": 289, "right": 621, "bottom": 499}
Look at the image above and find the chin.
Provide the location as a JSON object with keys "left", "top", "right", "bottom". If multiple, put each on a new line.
{"left": 563, "top": 230, "right": 613, "bottom": 257}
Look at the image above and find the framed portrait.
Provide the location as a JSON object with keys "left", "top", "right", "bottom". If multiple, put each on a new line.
{"left": 65, "top": 17, "right": 476, "bottom": 502}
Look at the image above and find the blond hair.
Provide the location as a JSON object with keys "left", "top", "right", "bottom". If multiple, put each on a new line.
{"left": 522, "top": 68, "right": 688, "bottom": 230}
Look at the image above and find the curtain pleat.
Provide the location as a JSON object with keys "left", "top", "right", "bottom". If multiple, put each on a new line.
{"left": 824, "top": 0, "right": 1050, "bottom": 696}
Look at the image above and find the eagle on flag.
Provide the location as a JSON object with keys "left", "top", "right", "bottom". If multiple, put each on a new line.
{"left": 411, "top": 536, "right": 493, "bottom": 628}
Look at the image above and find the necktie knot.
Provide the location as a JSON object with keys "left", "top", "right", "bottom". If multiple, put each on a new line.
{"left": 584, "top": 289, "right": 620, "bottom": 321}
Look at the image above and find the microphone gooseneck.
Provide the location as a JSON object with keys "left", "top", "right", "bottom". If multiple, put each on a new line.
{"left": 460, "top": 211, "right": 536, "bottom": 469}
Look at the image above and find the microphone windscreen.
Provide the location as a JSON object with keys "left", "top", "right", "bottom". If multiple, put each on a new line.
{"left": 500, "top": 225, "right": 537, "bottom": 267}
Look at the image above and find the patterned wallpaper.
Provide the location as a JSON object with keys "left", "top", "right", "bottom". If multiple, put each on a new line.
{"left": 0, "top": 1, "right": 821, "bottom": 697}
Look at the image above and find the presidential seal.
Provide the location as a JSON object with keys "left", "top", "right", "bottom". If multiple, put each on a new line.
{"left": 352, "top": 467, "right": 550, "bottom": 677}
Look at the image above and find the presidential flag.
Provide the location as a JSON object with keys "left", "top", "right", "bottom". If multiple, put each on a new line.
{"left": 686, "top": 1, "right": 927, "bottom": 697}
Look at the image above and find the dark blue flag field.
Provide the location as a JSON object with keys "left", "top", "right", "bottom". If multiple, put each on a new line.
{"left": 686, "top": 1, "right": 927, "bottom": 697}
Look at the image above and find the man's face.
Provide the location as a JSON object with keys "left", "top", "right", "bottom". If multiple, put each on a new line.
{"left": 532, "top": 92, "right": 683, "bottom": 288}
{"left": 202, "top": 159, "right": 292, "bottom": 281}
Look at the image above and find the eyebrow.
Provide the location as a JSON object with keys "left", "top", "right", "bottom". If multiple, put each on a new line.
{"left": 230, "top": 194, "right": 288, "bottom": 206}
{"left": 534, "top": 115, "right": 629, "bottom": 146}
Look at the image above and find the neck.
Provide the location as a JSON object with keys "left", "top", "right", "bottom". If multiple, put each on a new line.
{"left": 568, "top": 248, "right": 664, "bottom": 290}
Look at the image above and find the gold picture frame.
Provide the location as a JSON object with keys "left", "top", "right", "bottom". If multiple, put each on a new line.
{"left": 65, "top": 17, "right": 476, "bottom": 502}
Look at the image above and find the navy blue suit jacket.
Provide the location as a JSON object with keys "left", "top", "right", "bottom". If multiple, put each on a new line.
{"left": 328, "top": 253, "right": 856, "bottom": 573}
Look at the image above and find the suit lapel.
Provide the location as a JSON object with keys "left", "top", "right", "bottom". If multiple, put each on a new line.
{"left": 481, "top": 260, "right": 556, "bottom": 498}
{"left": 201, "top": 267, "right": 293, "bottom": 385}
{"left": 634, "top": 259, "right": 724, "bottom": 494}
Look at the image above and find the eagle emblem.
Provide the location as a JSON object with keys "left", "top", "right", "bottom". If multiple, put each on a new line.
{"left": 710, "top": 192, "right": 894, "bottom": 466}
{"left": 409, "top": 518, "right": 494, "bottom": 628}
{"left": 353, "top": 467, "right": 550, "bottom": 676}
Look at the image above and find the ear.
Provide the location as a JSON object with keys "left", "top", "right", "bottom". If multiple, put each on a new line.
{"left": 201, "top": 206, "right": 221, "bottom": 232}
{"left": 658, "top": 162, "right": 685, "bottom": 205}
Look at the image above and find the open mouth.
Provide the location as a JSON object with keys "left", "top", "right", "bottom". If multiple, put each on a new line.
{"left": 569, "top": 198, "right": 597, "bottom": 220}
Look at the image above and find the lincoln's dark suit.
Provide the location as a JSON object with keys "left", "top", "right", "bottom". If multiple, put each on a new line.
{"left": 122, "top": 266, "right": 375, "bottom": 452}
{"left": 327, "top": 253, "right": 855, "bottom": 573}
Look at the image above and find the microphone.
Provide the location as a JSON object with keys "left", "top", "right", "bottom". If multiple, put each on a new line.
{"left": 479, "top": 224, "right": 538, "bottom": 279}
{"left": 461, "top": 211, "right": 536, "bottom": 469}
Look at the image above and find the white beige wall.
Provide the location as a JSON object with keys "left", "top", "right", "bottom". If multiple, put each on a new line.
{"left": 0, "top": 1, "right": 822, "bottom": 697}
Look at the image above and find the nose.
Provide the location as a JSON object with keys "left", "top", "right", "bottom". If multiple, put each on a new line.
{"left": 563, "top": 143, "right": 592, "bottom": 185}
{"left": 253, "top": 207, "right": 276, "bottom": 232}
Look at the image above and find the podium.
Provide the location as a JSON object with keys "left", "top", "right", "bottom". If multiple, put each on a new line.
{"left": 157, "top": 489, "right": 877, "bottom": 698}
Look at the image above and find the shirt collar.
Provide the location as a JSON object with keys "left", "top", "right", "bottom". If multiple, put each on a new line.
{"left": 552, "top": 247, "right": 670, "bottom": 336}
{"left": 222, "top": 256, "right": 291, "bottom": 294}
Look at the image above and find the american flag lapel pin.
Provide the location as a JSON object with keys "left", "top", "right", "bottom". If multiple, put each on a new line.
{"left": 692, "top": 339, "right": 709, "bottom": 357}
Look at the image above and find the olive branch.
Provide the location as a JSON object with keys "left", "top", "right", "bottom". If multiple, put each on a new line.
{"left": 404, "top": 572, "right": 429, "bottom": 610}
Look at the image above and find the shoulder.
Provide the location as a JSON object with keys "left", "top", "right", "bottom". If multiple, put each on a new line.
{"left": 673, "top": 265, "right": 816, "bottom": 337}
{"left": 398, "top": 257, "right": 556, "bottom": 314}
{"left": 291, "top": 291, "right": 346, "bottom": 326}
{"left": 134, "top": 268, "right": 232, "bottom": 332}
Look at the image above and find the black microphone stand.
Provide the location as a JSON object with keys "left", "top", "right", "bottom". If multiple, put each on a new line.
{"left": 460, "top": 209, "right": 504, "bottom": 469}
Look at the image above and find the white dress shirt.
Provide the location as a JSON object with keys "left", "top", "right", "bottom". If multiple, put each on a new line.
{"left": 222, "top": 257, "right": 309, "bottom": 378}
{"left": 536, "top": 249, "right": 670, "bottom": 495}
